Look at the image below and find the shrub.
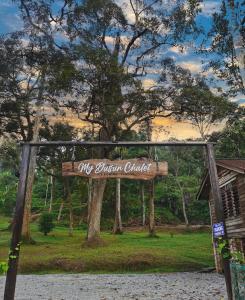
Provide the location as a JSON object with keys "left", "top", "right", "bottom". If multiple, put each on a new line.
{"left": 39, "top": 212, "right": 55, "bottom": 236}
{"left": 0, "top": 261, "right": 8, "bottom": 275}
{"left": 101, "top": 218, "right": 114, "bottom": 230}
{"left": 161, "top": 208, "right": 180, "bottom": 224}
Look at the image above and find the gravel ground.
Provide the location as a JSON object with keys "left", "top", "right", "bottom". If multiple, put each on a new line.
{"left": 0, "top": 273, "right": 227, "bottom": 300}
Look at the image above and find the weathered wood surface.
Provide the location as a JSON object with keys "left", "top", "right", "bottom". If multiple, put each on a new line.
{"left": 23, "top": 141, "right": 209, "bottom": 146}
{"left": 4, "top": 144, "right": 31, "bottom": 300}
{"left": 210, "top": 172, "right": 245, "bottom": 239}
{"left": 206, "top": 144, "right": 233, "bottom": 300}
{"left": 62, "top": 159, "right": 168, "bottom": 180}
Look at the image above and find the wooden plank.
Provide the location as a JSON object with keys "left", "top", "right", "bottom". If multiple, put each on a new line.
{"left": 4, "top": 144, "right": 31, "bottom": 300}
{"left": 206, "top": 143, "right": 233, "bottom": 300}
{"left": 62, "top": 159, "right": 168, "bottom": 180}
{"left": 225, "top": 217, "right": 243, "bottom": 226}
{"left": 22, "top": 141, "right": 209, "bottom": 147}
{"left": 218, "top": 171, "right": 237, "bottom": 187}
{"left": 226, "top": 228, "right": 245, "bottom": 234}
{"left": 227, "top": 232, "right": 245, "bottom": 238}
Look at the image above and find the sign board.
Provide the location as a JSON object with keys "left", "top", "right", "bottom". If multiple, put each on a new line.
{"left": 62, "top": 159, "right": 168, "bottom": 180}
{"left": 213, "top": 222, "right": 225, "bottom": 238}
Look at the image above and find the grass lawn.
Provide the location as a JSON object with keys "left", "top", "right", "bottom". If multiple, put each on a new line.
{"left": 0, "top": 217, "right": 214, "bottom": 274}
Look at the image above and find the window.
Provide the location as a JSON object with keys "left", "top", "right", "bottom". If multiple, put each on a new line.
{"left": 221, "top": 181, "right": 240, "bottom": 219}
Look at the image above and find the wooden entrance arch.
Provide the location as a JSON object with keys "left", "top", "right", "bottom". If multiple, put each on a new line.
{"left": 3, "top": 141, "right": 233, "bottom": 300}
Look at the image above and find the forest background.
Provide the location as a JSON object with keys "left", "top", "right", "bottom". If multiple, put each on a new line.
{"left": 0, "top": 0, "right": 244, "bottom": 247}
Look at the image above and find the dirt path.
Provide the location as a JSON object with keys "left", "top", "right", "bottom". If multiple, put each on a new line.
{"left": 0, "top": 273, "right": 226, "bottom": 300}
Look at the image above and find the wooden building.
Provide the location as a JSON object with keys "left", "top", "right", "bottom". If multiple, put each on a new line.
{"left": 197, "top": 159, "right": 245, "bottom": 272}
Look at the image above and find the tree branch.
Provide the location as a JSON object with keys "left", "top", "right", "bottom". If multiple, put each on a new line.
{"left": 121, "top": 29, "right": 148, "bottom": 66}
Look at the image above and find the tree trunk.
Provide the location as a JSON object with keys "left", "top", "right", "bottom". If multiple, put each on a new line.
{"left": 113, "top": 178, "right": 123, "bottom": 234}
{"left": 21, "top": 69, "right": 45, "bottom": 242}
{"left": 64, "top": 177, "right": 73, "bottom": 236}
{"left": 57, "top": 201, "right": 64, "bottom": 223}
{"left": 87, "top": 178, "right": 93, "bottom": 224}
{"left": 148, "top": 179, "right": 156, "bottom": 237}
{"left": 69, "top": 196, "right": 73, "bottom": 237}
{"left": 86, "top": 179, "right": 107, "bottom": 243}
{"left": 140, "top": 181, "right": 146, "bottom": 226}
{"left": 44, "top": 178, "right": 49, "bottom": 207}
{"left": 21, "top": 115, "right": 40, "bottom": 243}
{"left": 48, "top": 169, "right": 54, "bottom": 213}
{"left": 176, "top": 179, "right": 189, "bottom": 226}
{"left": 182, "top": 194, "right": 189, "bottom": 226}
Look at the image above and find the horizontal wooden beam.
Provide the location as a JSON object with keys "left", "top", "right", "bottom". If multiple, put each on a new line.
{"left": 20, "top": 141, "right": 212, "bottom": 147}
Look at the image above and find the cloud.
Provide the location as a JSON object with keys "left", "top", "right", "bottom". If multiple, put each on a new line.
{"left": 199, "top": 1, "right": 220, "bottom": 16}
{"left": 178, "top": 61, "right": 203, "bottom": 73}
{"left": 169, "top": 46, "right": 188, "bottom": 55}
{"left": 115, "top": 0, "right": 135, "bottom": 23}
{"left": 152, "top": 117, "right": 225, "bottom": 141}
{"left": 105, "top": 35, "right": 140, "bottom": 48}
{"left": 0, "top": 2, "right": 14, "bottom": 9}
{"left": 229, "top": 95, "right": 245, "bottom": 105}
{"left": 54, "top": 116, "right": 87, "bottom": 129}
{"left": 142, "top": 79, "right": 156, "bottom": 89}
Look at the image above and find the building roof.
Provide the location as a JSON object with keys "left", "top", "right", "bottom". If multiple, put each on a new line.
{"left": 197, "top": 159, "right": 245, "bottom": 200}
{"left": 216, "top": 160, "right": 245, "bottom": 174}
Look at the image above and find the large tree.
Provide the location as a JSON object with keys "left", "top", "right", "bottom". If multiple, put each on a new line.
{"left": 204, "top": 0, "right": 245, "bottom": 95}
{"left": 0, "top": 31, "right": 73, "bottom": 241}
{"left": 175, "top": 85, "right": 237, "bottom": 139}
{"left": 15, "top": 0, "right": 202, "bottom": 242}
{"left": 158, "top": 58, "right": 239, "bottom": 139}
{"left": 209, "top": 119, "right": 245, "bottom": 158}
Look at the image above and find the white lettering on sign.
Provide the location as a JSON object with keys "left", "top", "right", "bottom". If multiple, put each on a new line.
{"left": 78, "top": 162, "right": 152, "bottom": 175}
{"left": 78, "top": 162, "right": 94, "bottom": 175}
{"left": 62, "top": 159, "right": 168, "bottom": 180}
{"left": 95, "top": 162, "right": 123, "bottom": 174}
{"left": 124, "top": 162, "right": 152, "bottom": 173}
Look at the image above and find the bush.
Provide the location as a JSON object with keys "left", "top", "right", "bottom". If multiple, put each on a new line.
{"left": 0, "top": 261, "right": 8, "bottom": 275}
{"left": 0, "top": 171, "right": 18, "bottom": 216}
{"left": 39, "top": 212, "right": 55, "bottom": 236}
{"left": 101, "top": 218, "right": 114, "bottom": 230}
{"left": 161, "top": 208, "right": 180, "bottom": 224}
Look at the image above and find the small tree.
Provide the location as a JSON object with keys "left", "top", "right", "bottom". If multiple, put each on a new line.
{"left": 39, "top": 212, "right": 55, "bottom": 236}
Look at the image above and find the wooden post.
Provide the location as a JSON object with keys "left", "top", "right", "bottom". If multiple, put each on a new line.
{"left": 148, "top": 179, "right": 156, "bottom": 237}
{"left": 4, "top": 144, "right": 31, "bottom": 300}
{"left": 140, "top": 181, "right": 146, "bottom": 226}
{"left": 206, "top": 143, "right": 233, "bottom": 300}
{"left": 113, "top": 178, "right": 123, "bottom": 234}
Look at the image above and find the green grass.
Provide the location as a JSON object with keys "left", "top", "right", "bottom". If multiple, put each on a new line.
{"left": 0, "top": 218, "right": 214, "bottom": 274}
{"left": 0, "top": 215, "right": 10, "bottom": 231}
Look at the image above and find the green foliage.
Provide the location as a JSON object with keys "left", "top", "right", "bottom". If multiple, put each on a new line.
{"left": 0, "top": 220, "right": 214, "bottom": 274}
{"left": 188, "top": 200, "right": 210, "bottom": 225}
{"left": 0, "top": 171, "right": 18, "bottom": 215}
{"left": 0, "top": 139, "right": 211, "bottom": 226}
{"left": 100, "top": 218, "right": 115, "bottom": 231}
{"left": 175, "top": 85, "right": 237, "bottom": 138}
{"left": 231, "top": 251, "right": 245, "bottom": 265}
{"left": 207, "top": 0, "right": 244, "bottom": 94}
{"left": 39, "top": 213, "right": 55, "bottom": 236}
{"left": 0, "top": 139, "right": 20, "bottom": 171}
{"left": 216, "top": 237, "right": 245, "bottom": 265}
{"left": 216, "top": 238, "right": 231, "bottom": 259}
{"left": 0, "top": 261, "right": 8, "bottom": 275}
{"left": 211, "top": 119, "right": 245, "bottom": 158}
{"left": 160, "top": 208, "right": 180, "bottom": 224}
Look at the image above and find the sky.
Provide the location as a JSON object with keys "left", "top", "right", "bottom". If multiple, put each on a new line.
{"left": 0, "top": 0, "right": 244, "bottom": 140}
